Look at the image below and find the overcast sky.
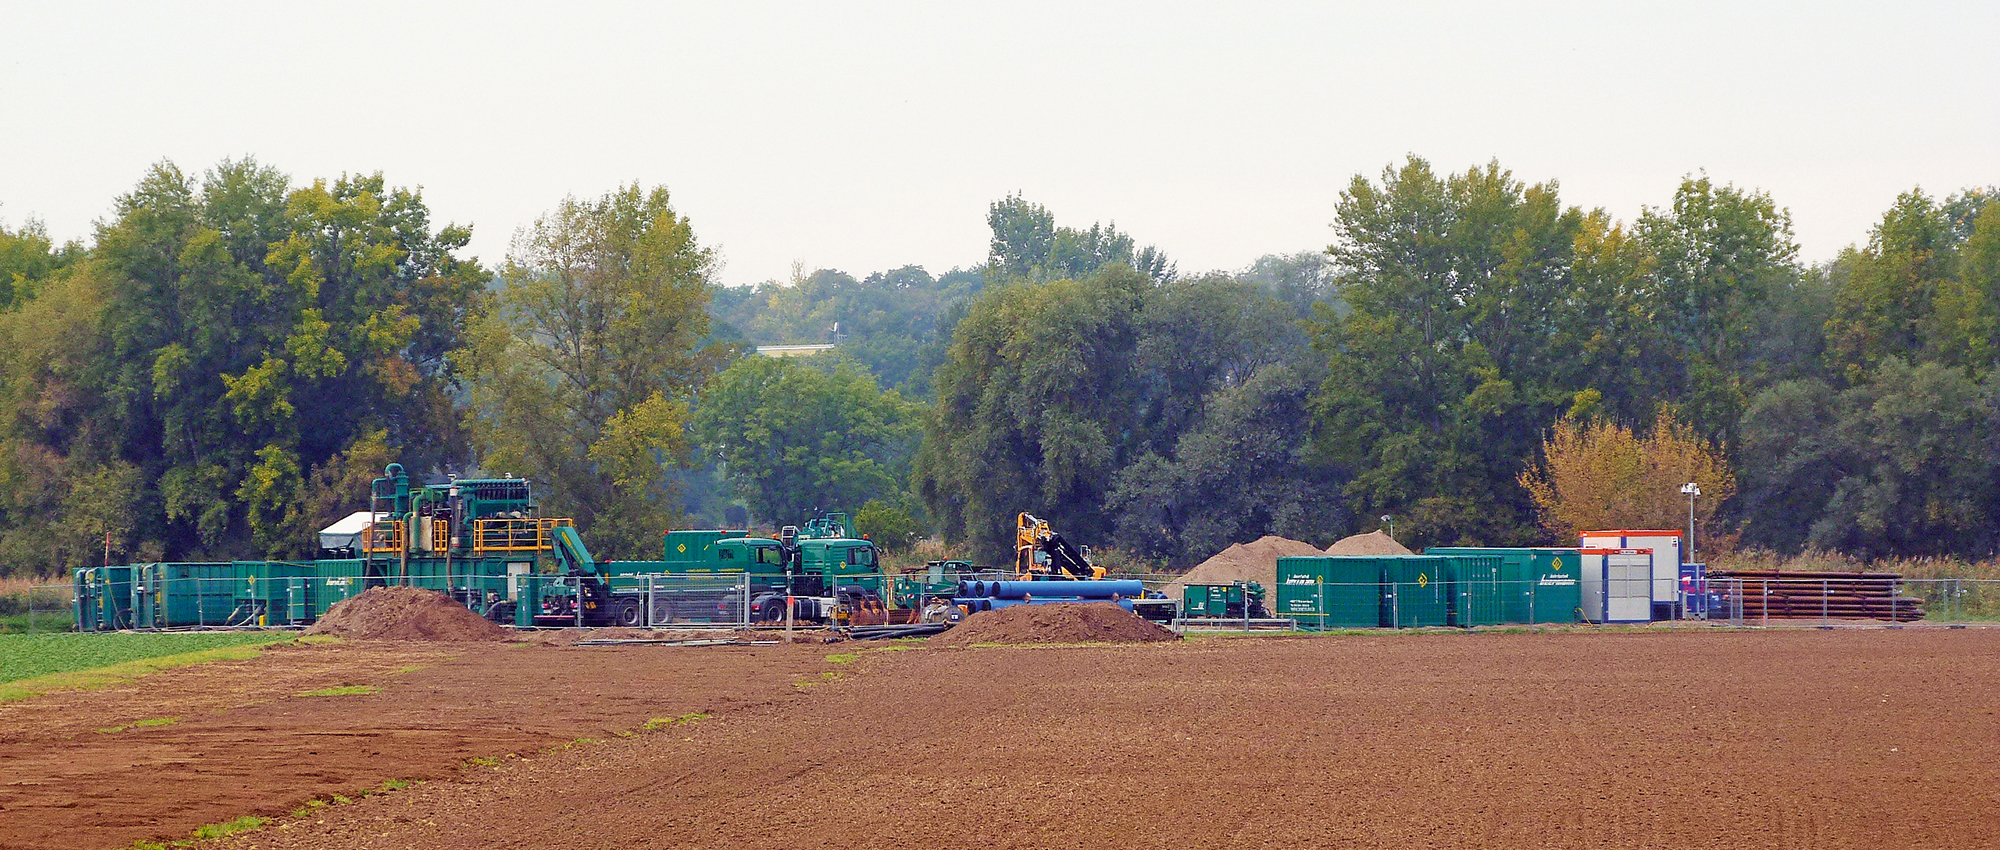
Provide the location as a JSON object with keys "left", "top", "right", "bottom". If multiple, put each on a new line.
{"left": 3, "top": 2, "right": 1996, "bottom": 286}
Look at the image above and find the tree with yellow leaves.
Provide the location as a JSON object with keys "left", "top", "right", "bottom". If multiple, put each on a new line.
{"left": 1519, "top": 411, "right": 1734, "bottom": 547}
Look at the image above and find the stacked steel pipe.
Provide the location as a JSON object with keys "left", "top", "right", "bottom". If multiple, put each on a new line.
{"left": 953, "top": 579, "right": 1143, "bottom": 614}
{"left": 1709, "top": 569, "right": 1924, "bottom": 622}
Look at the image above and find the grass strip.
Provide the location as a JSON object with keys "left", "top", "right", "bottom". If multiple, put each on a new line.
{"left": 95, "top": 716, "right": 181, "bottom": 734}
{"left": 0, "top": 635, "right": 324, "bottom": 703}
{"left": 295, "top": 684, "right": 379, "bottom": 697}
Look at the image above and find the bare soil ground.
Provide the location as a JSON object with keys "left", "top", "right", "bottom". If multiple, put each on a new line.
{"left": 0, "top": 638, "right": 832, "bottom": 850}
{"left": 3, "top": 629, "right": 1996, "bottom": 850}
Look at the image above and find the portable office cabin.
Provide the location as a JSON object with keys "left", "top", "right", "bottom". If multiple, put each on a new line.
{"left": 1580, "top": 529, "right": 1681, "bottom": 618}
{"left": 1580, "top": 547, "right": 1653, "bottom": 623}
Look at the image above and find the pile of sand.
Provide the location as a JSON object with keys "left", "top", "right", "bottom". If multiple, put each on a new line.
{"left": 1167, "top": 535, "right": 1326, "bottom": 594}
{"left": 1325, "top": 530, "right": 1414, "bottom": 556}
{"left": 305, "top": 586, "right": 509, "bottom": 641}
{"left": 930, "top": 602, "right": 1178, "bottom": 646}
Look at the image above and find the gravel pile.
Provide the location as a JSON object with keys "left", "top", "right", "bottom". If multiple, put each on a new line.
{"left": 1324, "top": 530, "right": 1414, "bottom": 556}
{"left": 1167, "top": 535, "right": 1326, "bottom": 594}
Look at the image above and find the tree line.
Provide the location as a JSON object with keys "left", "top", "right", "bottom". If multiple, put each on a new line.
{"left": 0, "top": 156, "right": 1993, "bottom": 576}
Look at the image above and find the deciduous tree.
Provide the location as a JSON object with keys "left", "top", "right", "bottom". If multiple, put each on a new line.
{"left": 465, "top": 184, "right": 727, "bottom": 558}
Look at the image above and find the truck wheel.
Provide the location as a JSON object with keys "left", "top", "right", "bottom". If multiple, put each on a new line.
{"left": 756, "top": 597, "right": 786, "bottom": 623}
{"left": 614, "top": 598, "right": 643, "bottom": 628}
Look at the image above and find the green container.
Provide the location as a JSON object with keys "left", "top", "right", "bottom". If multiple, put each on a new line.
{"left": 1381, "top": 556, "right": 1451, "bottom": 628}
{"left": 73, "top": 566, "right": 136, "bottom": 631}
{"left": 1275, "top": 556, "right": 1385, "bottom": 630}
{"left": 1182, "top": 584, "right": 1240, "bottom": 618}
{"left": 233, "top": 561, "right": 312, "bottom": 626}
{"left": 1440, "top": 553, "right": 1507, "bottom": 627}
{"left": 1426, "top": 547, "right": 1584, "bottom": 624}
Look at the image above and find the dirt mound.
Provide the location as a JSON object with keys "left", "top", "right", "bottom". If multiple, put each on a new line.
{"left": 1326, "top": 530, "right": 1414, "bottom": 556}
{"left": 305, "top": 586, "right": 509, "bottom": 641}
{"left": 931, "top": 602, "right": 1178, "bottom": 646}
{"left": 1168, "top": 535, "right": 1326, "bottom": 594}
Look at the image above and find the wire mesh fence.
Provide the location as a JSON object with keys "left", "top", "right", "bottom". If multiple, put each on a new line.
{"left": 1700, "top": 577, "right": 2000, "bottom": 627}
{"left": 23, "top": 572, "right": 2000, "bottom": 633}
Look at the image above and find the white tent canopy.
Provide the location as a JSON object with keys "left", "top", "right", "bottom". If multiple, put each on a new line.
{"left": 318, "top": 511, "right": 375, "bottom": 551}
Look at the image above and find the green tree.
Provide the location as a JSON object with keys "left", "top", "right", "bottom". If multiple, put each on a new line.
{"left": 917, "top": 266, "right": 1149, "bottom": 561}
{"left": 465, "top": 184, "right": 727, "bottom": 558}
{"left": 720, "top": 264, "right": 982, "bottom": 394}
{"left": 917, "top": 261, "right": 1318, "bottom": 563}
{"left": 985, "top": 194, "right": 1174, "bottom": 284}
{"left": 1242, "top": 251, "right": 1342, "bottom": 317}
{"left": 0, "top": 160, "right": 487, "bottom": 567}
{"left": 693, "top": 354, "right": 920, "bottom": 526}
{"left": 1825, "top": 190, "right": 1961, "bottom": 379}
{"left": 1738, "top": 360, "right": 1999, "bottom": 556}
{"left": 1108, "top": 361, "right": 1341, "bottom": 566}
{"left": 853, "top": 498, "right": 919, "bottom": 553}
{"left": 1310, "top": 157, "right": 1590, "bottom": 547}
{"left": 1632, "top": 175, "right": 1803, "bottom": 446}
{"left": 1924, "top": 197, "right": 2000, "bottom": 369}
{"left": 0, "top": 214, "right": 80, "bottom": 309}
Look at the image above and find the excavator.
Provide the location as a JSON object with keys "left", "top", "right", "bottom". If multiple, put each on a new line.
{"left": 1014, "top": 512, "right": 1106, "bottom": 580}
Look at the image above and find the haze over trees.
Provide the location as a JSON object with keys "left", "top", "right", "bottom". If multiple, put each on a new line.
{"left": 0, "top": 155, "right": 1994, "bottom": 577}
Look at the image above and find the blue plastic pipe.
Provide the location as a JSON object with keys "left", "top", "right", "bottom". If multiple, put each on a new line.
{"left": 987, "top": 580, "right": 1144, "bottom": 599}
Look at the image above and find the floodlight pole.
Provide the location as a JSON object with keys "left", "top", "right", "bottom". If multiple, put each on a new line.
{"left": 1680, "top": 482, "right": 1701, "bottom": 563}
{"left": 1381, "top": 514, "right": 1394, "bottom": 540}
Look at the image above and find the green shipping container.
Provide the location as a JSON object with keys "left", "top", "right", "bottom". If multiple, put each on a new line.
{"left": 1275, "top": 556, "right": 1384, "bottom": 630}
{"left": 1426, "top": 547, "right": 1584, "bottom": 624}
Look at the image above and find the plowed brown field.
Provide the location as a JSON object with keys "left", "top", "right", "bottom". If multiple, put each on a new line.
{"left": 3, "top": 629, "right": 1996, "bottom": 850}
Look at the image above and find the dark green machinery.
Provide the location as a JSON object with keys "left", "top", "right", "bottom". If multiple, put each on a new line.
{"left": 1181, "top": 582, "right": 1268, "bottom": 619}
{"left": 75, "top": 464, "right": 571, "bottom": 631}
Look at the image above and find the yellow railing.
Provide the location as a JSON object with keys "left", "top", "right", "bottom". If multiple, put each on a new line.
{"left": 361, "top": 520, "right": 405, "bottom": 554}
{"left": 471, "top": 517, "right": 574, "bottom": 555}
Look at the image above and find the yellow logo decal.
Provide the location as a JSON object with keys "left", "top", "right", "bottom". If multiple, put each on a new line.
{"left": 1417, "top": 573, "right": 1429, "bottom": 588}
{"left": 676, "top": 543, "right": 688, "bottom": 553}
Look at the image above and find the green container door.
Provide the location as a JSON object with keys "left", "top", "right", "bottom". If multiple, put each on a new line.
{"left": 1520, "top": 550, "right": 1582, "bottom": 624}
{"left": 1275, "top": 557, "right": 1383, "bottom": 630}
{"left": 1182, "top": 585, "right": 1213, "bottom": 617}
{"left": 1445, "top": 554, "right": 1507, "bottom": 627}
{"left": 1382, "top": 556, "right": 1451, "bottom": 628}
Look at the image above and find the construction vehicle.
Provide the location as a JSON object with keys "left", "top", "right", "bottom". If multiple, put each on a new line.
{"left": 1014, "top": 512, "right": 1105, "bottom": 580}
{"left": 496, "top": 511, "right": 893, "bottom": 628}
{"left": 931, "top": 513, "right": 1176, "bottom": 621}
